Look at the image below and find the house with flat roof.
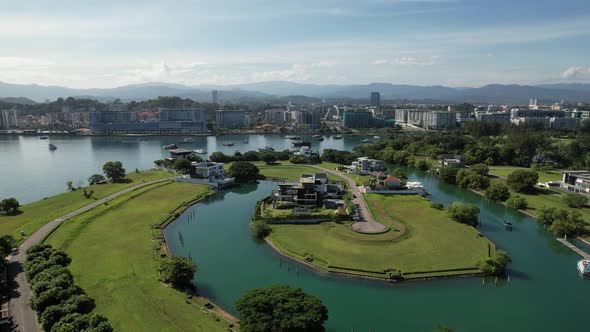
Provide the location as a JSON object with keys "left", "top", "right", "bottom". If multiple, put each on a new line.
{"left": 275, "top": 173, "right": 344, "bottom": 206}
{"left": 437, "top": 154, "right": 465, "bottom": 168}
{"left": 344, "top": 157, "right": 384, "bottom": 174}
{"left": 560, "top": 170, "right": 590, "bottom": 194}
{"left": 168, "top": 149, "right": 196, "bottom": 160}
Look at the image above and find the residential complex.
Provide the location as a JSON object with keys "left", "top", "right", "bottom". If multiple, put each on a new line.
{"left": 215, "top": 110, "right": 246, "bottom": 128}
{"left": 0, "top": 109, "right": 18, "bottom": 129}
{"left": 89, "top": 108, "right": 206, "bottom": 134}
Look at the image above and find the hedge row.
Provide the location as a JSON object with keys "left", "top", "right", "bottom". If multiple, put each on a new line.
{"left": 25, "top": 244, "right": 113, "bottom": 332}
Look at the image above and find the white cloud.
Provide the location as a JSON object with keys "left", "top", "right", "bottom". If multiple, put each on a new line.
{"left": 373, "top": 59, "right": 389, "bottom": 65}
{"left": 561, "top": 66, "right": 590, "bottom": 80}
{"left": 394, "top": 55, "right": 439, "bottom": 66}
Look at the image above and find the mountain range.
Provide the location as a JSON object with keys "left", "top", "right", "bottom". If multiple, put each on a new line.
{"left": 0, "top": 81, "right": 589, "bottom": 105}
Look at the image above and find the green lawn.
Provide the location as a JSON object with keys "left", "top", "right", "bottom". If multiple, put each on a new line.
{"left": 45, "top": 181, "right": 230, "bottom": 332}
{"left": 0, "top": 170, "right": 172, "bottom": 243}
{"left": 268, "top": 195, "right": 493, "bottom": 279}
{"left": 488, "top": 166, "right": 562, "bottom": 183}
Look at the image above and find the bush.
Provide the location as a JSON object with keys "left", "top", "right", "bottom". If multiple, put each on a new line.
{"left": 506, "top": 170, "right": 539, "bottom": 193}
{"left": 260, "top": 152, "right": 278, "bottom": 165}
{"left": 430, "top": 202, "right": 444, "bottom": 210}
{"left": 159, "top": 256, "right": 197, "bottom": 288}
{"left": 0, "top": 197, "right": 20, "bottom": 214}
{"left": 102, "top": 161, "right": 126, "bottom": 183}
{"left": 470, "top": 164, "right": 489, "bottom": 176}
{"left": 51, "top": 313, "right": 113, "bottom": 332}
{"left": 456, "top": 169, "right": 490, "bottom": 190}
{"left": 173, "top": 158, "right": 191, "bottom": 174}
{"left": 562, "top": 193, "right": 587, "bottom": 208}
{"left": 414, "top": 159, "right": 430, "bottom": 171}
{"left": 476, "top": 250, "right": 511, "bottom": 276}
{"left": 87, "top": 174, "right": 106, "bottom": 185}
{"left": 227, "top": 161, "right": 261, "bottom": 182}
{"left": 485, "top": 183, "right": 510, "bottom": 202}
{"left": 447, "top": 202, "right": 480, "bottom": 226}
{"left": 289, "top": 156, "right": 307, "bottom": 164}
{"left": 438, "top": 166, "right": 459, "bottom": 184}
{"left": 251, "top": 220, "right": 272, "bottom": 239}
{"left": 506, "top": 196, "right": 528, "bottom": 210}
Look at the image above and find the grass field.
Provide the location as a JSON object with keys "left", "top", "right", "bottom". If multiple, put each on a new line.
{"left": 45, "top": 181, "right": 230, "bottom": 332}
{"left": 488, "top": 166, "right": 562, "bottom": 183}
{"left": 268, "top": 195, "right": 493, "bottom": 279}
{"left": 0, "top": 170, "right": 172, "bottom": 243}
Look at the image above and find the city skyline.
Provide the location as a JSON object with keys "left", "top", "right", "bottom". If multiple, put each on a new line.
{"left": 1, "top": 0, "right": 590, "bottom": 89}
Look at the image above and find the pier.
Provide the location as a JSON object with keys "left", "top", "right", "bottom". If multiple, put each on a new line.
{"left": 556, "top": 237, "right": 590, "bottom": 259}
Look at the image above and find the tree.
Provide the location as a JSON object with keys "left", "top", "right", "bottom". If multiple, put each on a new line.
{"left": 260, "top": 152, "right": 278, "bottom": 165}
{"left": 290, "top": 156, "right": 307, "bottom": 164}
{"left": 51, "top": 313, "right": 113, "bottom": 332}
{"left": 173, "top": 158, "right": 191, "bottom": 174}
{"left": 87, "top": 174, "right": 106, "bottom": 185}
{"left": 456, "top": 169, "right": 490, "bottom": 190}
{"left": 227, "top": 161, "right": 261, "bottom": 182}
{"left": 0, "top": 197, "right": 20, "bottom": 214}
{"left": 0, "top": 235, "right": 15, "bottom": 257}
{"left": 485, "top": 182, "right": 510, "bottom": 202}
{"left": 66, "top": 181, "right": 76, "bottom": 192}
{"left": 236, "top": 285, "right": 328, "bottom": 332}
{"left": 414, "top": 159, "right": 430, "bottom": 171}
{"left": 447, "top": 202, "right": 479, "bottom": 226}
{"left": 562, "top": 193, "right": 587, "bottom": 208}
{"left": 251, "top": 220, "right": 272, "bottom": 239}
{"left": 242, "top": 150, "right": 260, "bottom": 161}
{"left": 470, "top": 163, "right": 489, "bottom": 176}
{"left": 477, "top": 250, "right": 511, "bottom": 276}
{"left": 209, "top": 151, "right": 231, "bottom": 163}
{"left": 102, "top": 161, "right": 126, "bottom": 183}
{"left": 158, "top": 255, "right": 197, "bottom": 288}
{"left": 506, "top": 196, "right": 528, "bottom": 210}
{"left": 438, "top": 166, "right": 458, "bottom": 184}
{"left": 548, "top": 210, "right": 586, "bottom": 236}
{"left": 506, "top": 170, "right": 539, "bottom": 193}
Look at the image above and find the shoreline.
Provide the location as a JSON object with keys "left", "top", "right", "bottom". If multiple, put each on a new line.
{"left": 264, "top": 236, "right": 484, "bottom": 283}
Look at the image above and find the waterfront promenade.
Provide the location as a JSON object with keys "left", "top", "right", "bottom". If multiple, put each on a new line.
{"left": 6, "top": 177, "right": 172, "bottom": 332}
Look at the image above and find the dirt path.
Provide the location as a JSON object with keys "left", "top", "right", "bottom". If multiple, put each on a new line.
{"left": 308, "top": 165, "right": 388, "bottom": 233}
{"left": 7, "top": 177, "right": 172, "bottom": 332}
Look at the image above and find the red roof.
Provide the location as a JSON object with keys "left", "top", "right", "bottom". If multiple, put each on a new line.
{"left": 384, "top": 175, "right": 401, "bottom": 183}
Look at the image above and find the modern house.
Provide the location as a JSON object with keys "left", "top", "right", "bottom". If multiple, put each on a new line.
{"left": 344, "top": 157, "right": 384, "bottom": 174}
{"left": 189, "top": 160, "right": 226, "bottom": 179}
{"left": 437, "top": 154, "right": 465, "bottom": 168}
{"left": 275, "top": 173, "right": 345, "bottom": 207}
{"left": 560, "top": 171, "right": 590, "bottom": 194}
{"left": 168, "top": 149, "right": 196, "bottom": 160}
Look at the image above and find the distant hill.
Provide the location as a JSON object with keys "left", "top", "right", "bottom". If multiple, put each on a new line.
{"left": 0, "top": 80, "right": 588, "bottom": 104}
{"left": 0, "top": 96, "right": 37, "bottom": 105}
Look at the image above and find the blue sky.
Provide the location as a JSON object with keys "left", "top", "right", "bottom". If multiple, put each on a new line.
{"left": 1, "top": 0, "right": 589, "bottom": 88}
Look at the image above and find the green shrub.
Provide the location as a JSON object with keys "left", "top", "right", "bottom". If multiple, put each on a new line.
{"left": 430, "top": 202, "right": 444, "bottom": 210}
{"left": 506, "top": 196, "right": 528, "bottom": 210}
{"left": 562, "top": 193, "right": 587, "bottom": 208}
{"left": 251, "top": 220, "right": 272, "bottom": 239}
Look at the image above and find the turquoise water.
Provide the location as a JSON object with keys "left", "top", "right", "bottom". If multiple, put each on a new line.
{"left": 164, "top": 171, "right": 590, "bottom": 332}
{"left": 0, "top": 134, "right": 357, "bottom": 203}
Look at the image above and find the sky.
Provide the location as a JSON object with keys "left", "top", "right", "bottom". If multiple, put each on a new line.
{"left": 1, "top": 0, "right": 590, "bottom": 88}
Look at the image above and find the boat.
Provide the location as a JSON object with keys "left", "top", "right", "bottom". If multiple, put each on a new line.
{"left": 178, "top": 137, "right": 193, "bottom": 143}
{"left": 503, "top": 220, "right": 513, "bottom": 230}
{"left": 194, "top": 148, "right": 207, "bottom": 154}
{"left": 222, "top": 143, "right": 234, "bottom": 147}
{"left": 313, "top": 135, "right": 324, "bottom": 141}
{"left": 292, "top": 141, "right": 312, "bottom": 147}
{"left": 578, "top": 259, "right": 590, "bottom": 276}
{"left": 39, "top": 136, "right": 49, "bottom": 140}
{"left": 48, "top": 143, "right": 57, "bottom": 150}
{"left": 373, "top": 135, "right": 382, "bottom": 139}
{"left": 290, "top": 136, "right": 302, "bottom": 140}
{"left": 163, "top": 144, "right": 178, "bottom": 149}
{"left": 334, "top": 135, "right": 343, "bottom": 139}
{"left": 361, "top": 139, "right": 374, "bottom": 144}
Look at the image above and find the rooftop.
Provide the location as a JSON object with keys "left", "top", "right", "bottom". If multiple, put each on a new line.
{"left": 169, "top": 148, "right": 194, "bottom": 154}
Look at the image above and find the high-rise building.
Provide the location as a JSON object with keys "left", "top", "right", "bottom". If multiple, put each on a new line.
{"left": 1, "top": 109, "right": 19, "bottom": 128}
{"left": 423, "top": 111, "right": 457, "bottom": 129}
{"left": 342, "top": 111, "right": 373, "bottom": 128}
{"left": 212, "top": 90, "right": 218, "bottom": 104}
{"left": 294, "top": 110, "right": 321, "bottom": 129}
{"left": 264, "top": 109, "right": 287, "bottom": 125}
{"left": 370, "top": 92, "right": 381, "bottom": 107}
{"left": 216, "top": 110, "right": 246, "bottom": 128}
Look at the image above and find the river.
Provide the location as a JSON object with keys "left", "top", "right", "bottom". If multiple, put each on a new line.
{"left": 2, "top": 134, "right": 588, "bottom": 331}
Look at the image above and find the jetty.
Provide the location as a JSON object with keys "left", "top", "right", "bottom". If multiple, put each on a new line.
{"left": 556, "top": 237, "right": 590, "bottom": 259}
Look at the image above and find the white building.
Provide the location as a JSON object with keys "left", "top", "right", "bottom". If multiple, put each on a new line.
{"left": 423, "top": 111, "right": 457, "bottom": 129}
{"left": 345, "top": 157, "right": 383, "bottom": 174}
{"left": 189, "top": 160, "right": 226, "bottom": 179}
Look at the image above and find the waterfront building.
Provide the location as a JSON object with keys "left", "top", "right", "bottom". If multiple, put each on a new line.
{"left": 294, "top": 110, "right": 321, "bottom": 129}
{"left": 475, "top": 112, "right": 511, "bottom": 123}
{"left": 264, "top": 109, "right": 288, "bottom": 125}
{"left": 342, "top": 111, "right": 372, "bottom": 128}
{"left": 510, "top": 108, "right": 565, "bottom": 119}
{"left": 560, "top": 171, "right": 590, "bottom": 194}
{"left": 189, "top": 160, "right": 226, "bottom": 179}
{"left": 551, "top": 117, "right": 582, "bottom": 129}
{"left": 215, "top": 110, "right": 246, "bottom": 128}
{"left": 370, "top": 92, "right": 381, "bottom": 107}
{"left": 275, "top": 173, "right": 344, "bottom": 206}
{"left": 0, "top": 109, "right": 18, "bottom": 128}
{"left": 168, "top": 149, "right": 196, "bottom": 160}
{"left": 437, "top": 154, "right": 465, "bottom": 168}
{"left": 89, "top": 108, "right": 206, "bottom": 134}
{"left": 423, "top": 111, "right": 457, "bottom": 129}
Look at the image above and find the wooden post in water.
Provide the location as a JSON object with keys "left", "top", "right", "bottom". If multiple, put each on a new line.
{"left": 508, "top": 274, "right": 511, "bottom": 284}
{"left": 482, "top": 277, "right": 485, "bottom": 285}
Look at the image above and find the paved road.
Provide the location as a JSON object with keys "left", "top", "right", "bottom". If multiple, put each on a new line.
{"left": 7, "top": 177, "right": 172, "bottom": 332}
{"left": 309, "top": 165, "right": 388, "bottom": 233}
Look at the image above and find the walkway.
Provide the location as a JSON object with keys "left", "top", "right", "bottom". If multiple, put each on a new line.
{"left": 7, "top": 177, "right": 172, "bottom": 332}
{"left": 556, "top": 237, "right": 590, "bottom": 259}
{"left": 309, "top": 165, "right": 388, "bottom": 234}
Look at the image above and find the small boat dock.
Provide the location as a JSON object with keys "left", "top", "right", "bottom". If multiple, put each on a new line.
{"left": 556, "top": 237, "right": 590, "bottom": 259}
